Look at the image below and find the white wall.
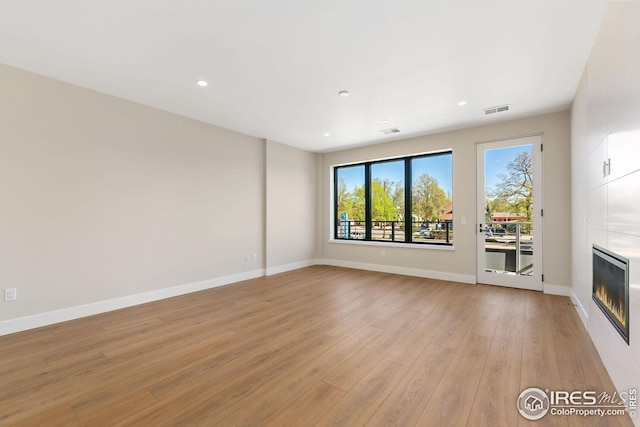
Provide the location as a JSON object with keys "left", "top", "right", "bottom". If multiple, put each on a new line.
{"left": 265, "top": 140, "right": 318, "bottom": 274}
{"left": 320, "top": 111, "right": 572, "bottom": 288}
{"left": 571, "top": 2, "right": 640, "bottom": 421}
{"left": 0, "top": 64, "right": 265, "bottom": 332}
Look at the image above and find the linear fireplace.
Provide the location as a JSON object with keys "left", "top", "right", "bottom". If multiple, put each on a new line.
{"left": 593, "top": 245, "right": 629, "bottom": 344}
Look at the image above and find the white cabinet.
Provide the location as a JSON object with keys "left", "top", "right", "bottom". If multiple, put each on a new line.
{"left": 608, "top": 169, "right": 640, "bottom": 237}
{"left": 607, "top": 128, "right": 640, "bottom": 182}
{"left": 587, "top": 138, "right": 608, "bottom": 190}
{"left": 587, "top": 184, "right": 607, "bottom": 231}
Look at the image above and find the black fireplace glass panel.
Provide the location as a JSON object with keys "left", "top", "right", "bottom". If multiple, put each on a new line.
{"left": 592, "top": 245, "right": 629, "bottom": 344}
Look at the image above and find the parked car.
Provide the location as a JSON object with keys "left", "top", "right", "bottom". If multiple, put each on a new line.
{"left": 419, "top": 223, "right": 431, "bottom": 237}
{"left": 349, "top": 231, "right": 365, "bottom": 239}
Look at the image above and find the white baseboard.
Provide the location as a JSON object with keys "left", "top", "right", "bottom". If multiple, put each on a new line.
{"left": 0, "top": 269, "right": 265, "bottom": 336}
{"left": 265, "top": 259, "right": 318, "bottom": 276}
{"left": 543, "top": 283, "right": 589, "bottom": 328}
{"left": 316, "top": 258, "right": 476, "bottom": 284}
{"left": 543, "top": 283, "right": 572, "bottom": 296}
{"left": 570, "top": 288, "right": 589, "bottom": 328}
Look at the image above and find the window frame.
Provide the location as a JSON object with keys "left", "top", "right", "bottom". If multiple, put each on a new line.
{"left": 333, "top": 150, "right": 453, "bottom": 246}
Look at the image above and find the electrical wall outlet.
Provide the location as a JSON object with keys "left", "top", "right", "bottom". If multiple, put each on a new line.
{"left": 380, "top": 250, "right": 386, "bottom": 258}
{"left": 4, "top": 288, "right": 17, "bottom": 302}
{"left": 252, "top": 254, "right": 257, "bottom": 262}
{"left": 244, "top": 255, "right": 250, "bottom": 263}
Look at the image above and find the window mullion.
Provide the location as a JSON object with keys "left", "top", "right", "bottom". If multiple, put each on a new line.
{"left": 364, "top": 163, "right": 372, "bottom": 240}
{"left": 405, "top": 158, "right": 412, "bottom": 243}
{"left": 333, "top": 167, "right": 339, "bottom": 239}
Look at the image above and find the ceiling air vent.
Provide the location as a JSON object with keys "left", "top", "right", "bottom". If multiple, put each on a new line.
{"left": 380, "top": 127, "right": 400, "bottom": 135}
{"left": 484, "top": 104, "right": 511, "bottom": 115}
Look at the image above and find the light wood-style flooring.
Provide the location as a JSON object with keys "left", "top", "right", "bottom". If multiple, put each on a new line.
{"left": 0, "top": 266, "right": 633, "bottom": 426}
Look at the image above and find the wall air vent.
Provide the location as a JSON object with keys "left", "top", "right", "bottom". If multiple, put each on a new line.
{"left": 484, "top": 104, "right": 511, "bottom": 115}
{"left": 380, "top": 127, "right": 400, "bottom": 135}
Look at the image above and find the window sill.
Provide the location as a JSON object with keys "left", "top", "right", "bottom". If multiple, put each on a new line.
{"left": 328, "top": 239, "right": 455, "bottom": 251}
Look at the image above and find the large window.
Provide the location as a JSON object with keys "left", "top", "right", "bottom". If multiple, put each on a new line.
{"left": 334, "top": 151, "right": 453, "bottom": 245}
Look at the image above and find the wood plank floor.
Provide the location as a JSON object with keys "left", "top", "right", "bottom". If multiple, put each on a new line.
{"left": 0, "top": 266, "right": 633, "bottom": 426}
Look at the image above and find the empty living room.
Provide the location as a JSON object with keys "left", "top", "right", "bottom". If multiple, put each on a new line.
{"left": 0, "top": 1, "right": 638, "bottom": 426}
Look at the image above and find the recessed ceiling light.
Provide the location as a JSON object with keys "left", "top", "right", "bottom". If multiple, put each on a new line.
{"left": 323, "top": 132, "right": 331, "bottom": 137}
{"left": 457, "top": 100, "right": 468, "bottom": 106}
{"left": 196, "top": 80, "right": 208, "bottom": 87}
{"left": 381, "top": 119, "right": 388, "bottom": 124}
{"left": 338, "top": 90, "right": 350, "bottom": 97}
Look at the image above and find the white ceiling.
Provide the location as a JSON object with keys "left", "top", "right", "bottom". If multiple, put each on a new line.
{"left": 0, "top": 0, "right": 607, "bottom": 152}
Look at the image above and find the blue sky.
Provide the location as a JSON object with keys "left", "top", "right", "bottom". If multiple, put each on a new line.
{"left": 336, "top": 164, "right": 365, "bottom": 192}
{"left": 337, "top": 153, "right": 453, "bottom": 195}
{"left": 483, "top": 144, "right": 531, "bottom": 193}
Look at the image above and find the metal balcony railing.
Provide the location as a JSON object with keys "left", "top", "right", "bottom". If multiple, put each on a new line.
{"left": 336, "top": 220, "right": 452, "bottom": 244}
{"left": 483, "top": 221, "right": 533, "bottom": 275}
